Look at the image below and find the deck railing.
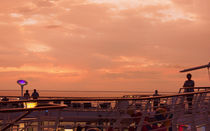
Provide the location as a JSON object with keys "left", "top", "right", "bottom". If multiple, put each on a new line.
{"left": 0, "top": 89, "right": 210, "bottom": 131}
{"left": 179, "top": 86, "right": 210, "bottom": 93}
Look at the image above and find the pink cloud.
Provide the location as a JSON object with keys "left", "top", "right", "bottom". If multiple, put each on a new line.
{"left": 0, "top": 0, "right": 209, "bottom": 94}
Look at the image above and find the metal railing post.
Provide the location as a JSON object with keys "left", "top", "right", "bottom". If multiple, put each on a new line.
{"left": 136, "top": 100, "right": 150, "bottom": 131}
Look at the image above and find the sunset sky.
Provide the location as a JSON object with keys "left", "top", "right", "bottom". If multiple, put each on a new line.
{"left": 0, "top": 0, "right": 210, "bottom": 93}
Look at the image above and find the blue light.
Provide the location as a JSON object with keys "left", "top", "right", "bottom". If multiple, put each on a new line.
{"left": 17, "top": 80, "right": 28, "bottom": 86}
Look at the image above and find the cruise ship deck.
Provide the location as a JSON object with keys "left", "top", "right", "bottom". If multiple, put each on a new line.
{"left": 0, "top": 87, "right": 210, "bottom": 131}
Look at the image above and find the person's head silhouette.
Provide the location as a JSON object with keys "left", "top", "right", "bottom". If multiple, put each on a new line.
{"left": 187, "top": 73, "right": 192, "bottom": 80}
{"left": 26, "top": 90, "right": 29, "bottom": 93}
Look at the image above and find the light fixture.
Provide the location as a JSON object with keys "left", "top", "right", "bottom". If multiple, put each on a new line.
{"left": 17, "top": 80, "right": 28, "bottom": 97}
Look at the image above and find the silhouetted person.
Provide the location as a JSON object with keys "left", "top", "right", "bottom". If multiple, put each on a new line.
{"left": 1, "top": 96, "right": 9, "bottom": 101}
{"left": 76, "top": 124, "right": 83, "bottom": 131}
{"left": 24, "top": 90, "right": 30, "bottom": 99}
{"left": 1, "top": 96, "right": 9, "bottom": 106}
{"left": 153, "top": 90, "right": 160, "bottom": 110}
{"left": 183, "top": 73, "right": 194, "bottom": 110}
{"left": 32, "top": 89, "right": 39, "bottom": 99}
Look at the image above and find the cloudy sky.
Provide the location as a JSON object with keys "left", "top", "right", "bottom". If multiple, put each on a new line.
{"left": 0, "top": 0, "right": 210, "bottom": 93}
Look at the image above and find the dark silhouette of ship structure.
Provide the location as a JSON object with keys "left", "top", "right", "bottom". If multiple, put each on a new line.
{"left": 180, "top": 62, "right": 210, "bottom": 72}
{"left": 0, "top": 63, "right": 210, "bottom": 131}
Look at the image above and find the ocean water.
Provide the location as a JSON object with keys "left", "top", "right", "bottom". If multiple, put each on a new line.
{"left": 0, "top": 90, "right": 176, "bottom": 97}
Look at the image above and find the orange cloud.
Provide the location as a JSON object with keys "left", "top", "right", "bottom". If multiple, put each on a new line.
{"left": 0, "top": 0, "right": 209, "bottom": 94}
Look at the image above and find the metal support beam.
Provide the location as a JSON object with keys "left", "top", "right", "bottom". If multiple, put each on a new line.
{"left": 1, "top": 111, "right": 31, "bottom": 131}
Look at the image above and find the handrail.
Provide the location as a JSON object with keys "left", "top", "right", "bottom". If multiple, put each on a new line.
{"left": 0, "top": 90, "right": 209, "bottom": 104}
{"left": 178, "top": 86, "right": 210, "bottom": 93}
{"left": 0, "top": 90, "right": 210, "bottom": 130}
{"left": 0, "top": 105, "right": 67, "bottom": 113}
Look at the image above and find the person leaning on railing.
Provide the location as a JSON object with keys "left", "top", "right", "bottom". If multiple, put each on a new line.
{"left": 32, "top": 89, "right": 39, "bottom": 99}
{"left": 24, "top": 90, "right": 30, "bottom": 100}
{"left": 183, "top": 73, "right": 194, "bottom": 110}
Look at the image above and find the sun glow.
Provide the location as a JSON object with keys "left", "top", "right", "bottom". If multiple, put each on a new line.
{"left": 0, "top": 65, "right": 83, "bottom": 75}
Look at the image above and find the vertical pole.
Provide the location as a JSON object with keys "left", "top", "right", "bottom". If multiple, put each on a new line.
{"left": 205, "top": 95, "right": 210, "bottom": 130}
{"left": 21, "top": 85, "right": 24, "bottom": 97}
{"left": 38, "top": 111, "right": 42, "bottom": 131}
{"left": 191, "top": 93, "right": 199, "bottom": 131}
{"left": 171, "top": 96, "right": 178, "bottom": 131}
{"left": 54, "top": 109, "right": 61, "bottom": 130}
{"left": 136, "top": 100, "right": 150, "bottom": 131}
{"left": 114, "top": 100, "right": 122, "bottom": 130}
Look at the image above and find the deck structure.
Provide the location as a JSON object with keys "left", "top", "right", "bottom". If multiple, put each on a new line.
{"left": 0, "top": 87, "right": 210, "bottom": 131}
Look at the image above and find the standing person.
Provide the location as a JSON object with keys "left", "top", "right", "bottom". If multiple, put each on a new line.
{"left": 24, "top": 90, "right": 30, "bottom": 99}
{"left": 183, "top": 73, "right": 194, "bottom": 110}
{"left": 153, "top": 90, "right": 160, "bottom": 110}
{"left": 76, "top": 124, "right": 83, "bottom": 131}
{"left": 32, "top": 89, "right": 39, "bottom": 99}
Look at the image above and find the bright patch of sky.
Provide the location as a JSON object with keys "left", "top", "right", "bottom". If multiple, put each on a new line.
{"left": 88, "top": 0, "right": 172, "bottom": 10}
{"left": 88, "top": 0, "right": 196, "bottom": 22}
{"left": 26, "top": 44, "right": 51, "bottom": 53}
{"left": 112, "top": 56, "right": 170, "bottom": 68}
{"left": 10, "top": 13, "right": 23, "bottom": 18}
{"left": 158, "top": 8, "right": 196, "bottom": 22}
{"left": 113, "top": 56, "right": 147, "bottom": 63}
{"left": 0, "top": 66, "right": 82, "bottom": 74}
{"left": 21, "top": 18, "right": 38, "bottom": 25}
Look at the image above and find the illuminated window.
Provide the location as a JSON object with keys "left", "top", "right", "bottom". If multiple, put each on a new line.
{"left": 24, "top": 102, "right": 37, "bottom": 108}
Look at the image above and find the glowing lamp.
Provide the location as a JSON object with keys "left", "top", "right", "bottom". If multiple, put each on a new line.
{"left": 17, "top": 80, "right": 28, "bottom": 97}
{"left": 17, "top": 80, "right": 28, "bottom": 86}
